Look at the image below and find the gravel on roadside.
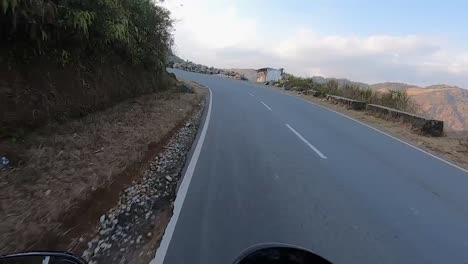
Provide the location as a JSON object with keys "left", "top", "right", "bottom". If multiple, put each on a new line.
{"left": 81, "top": 98, "right": 205, "bottom": 264}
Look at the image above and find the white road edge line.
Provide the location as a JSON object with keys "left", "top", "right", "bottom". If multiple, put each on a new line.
{"left": 281, "top": 92, "right": 468, "bottom": 174}
{"left": 285, "top": 124, "right": 327, "bottom": 159}
{"left": 261, "top": 101, "right": 272, "bottom": 111}
{"left": 248, "top": 92, "right": 255, "bottom": 97}
{"left": 150, "top": 87, "right": 213, "bottom": 264}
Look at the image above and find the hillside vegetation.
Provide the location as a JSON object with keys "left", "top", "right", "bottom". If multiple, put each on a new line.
{"left": 370, "top": 82, "right": 420, "bottom": 90}
{"left": 0, "top": 0, "right": 174, "bottom": 136}
{"left": 1, "top": 0, "right": 172, "bottom": 68}
{"left": 281, "top": 75, "right": 416, "bottom": 113}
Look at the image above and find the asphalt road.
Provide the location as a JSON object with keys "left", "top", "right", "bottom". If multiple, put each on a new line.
{"left": 154, "top": 69, "right": 468, "bottom": 264}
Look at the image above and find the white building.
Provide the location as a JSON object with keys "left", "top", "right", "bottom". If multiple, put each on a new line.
{"left": 256, "top": 68, "right": 284, "bottom": 82}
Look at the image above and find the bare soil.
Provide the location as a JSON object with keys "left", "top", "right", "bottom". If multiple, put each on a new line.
{"left": 275, "top": 88, "right": 468, "bottom": 171}
{"left": 0, "top": 84, "right": 206, "bottom": 254}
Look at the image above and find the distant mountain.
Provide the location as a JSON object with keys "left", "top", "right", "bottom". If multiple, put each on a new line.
{"left": 311, "top": 76, "right": 369, "bottom": 89}
{"left": 370, "top": 82, "right": 420, "bottom": 91}
{"left": 369, "top": 82, "right": 468, "bottom": 132}
{"left": 406, "top": 85, "right": 468, "bottom": 132}
{"left": 332, "top": 78, "right": 370, "bottom": 89}
{"left": 425, "top": 84, "right": 461, "bottom": 90}
{"left": 311, "top": 76, "right": 327, "bottom": 84}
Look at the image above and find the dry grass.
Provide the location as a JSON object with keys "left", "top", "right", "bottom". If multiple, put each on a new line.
{"left": 276, "top": 88, "right": 468, "bottom": 171}
{"left": 0, "top": 85, "right": 205, "bottom": 254}
{"left": 460, "top": 139, "right": 468, "bottom": 153}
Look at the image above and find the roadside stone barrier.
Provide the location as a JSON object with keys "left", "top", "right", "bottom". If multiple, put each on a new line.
{"left": 367, "top": 104, "right": 444, "bottom": 136}
{"left": 326, "top": 94, "right": 366, "bottom": 110}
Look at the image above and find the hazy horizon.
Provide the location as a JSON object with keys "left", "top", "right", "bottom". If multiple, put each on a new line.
{"left": 163, "top": 0, "right": 468, "bottom": 89}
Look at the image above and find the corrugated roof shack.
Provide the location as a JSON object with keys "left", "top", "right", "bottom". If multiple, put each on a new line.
{"left": 256, "top": 68, "right": 284, "bottom": 82}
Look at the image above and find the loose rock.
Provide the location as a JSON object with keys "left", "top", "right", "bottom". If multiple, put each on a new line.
{"left": 80, "top": 99, "right": 205, "bottom": 263}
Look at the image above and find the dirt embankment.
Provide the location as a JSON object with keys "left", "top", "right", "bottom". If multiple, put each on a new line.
{"left": 0, "top": 54, "right": 172, "bottom": 138}
{"left": 0, "top": 82, "right": 207, "bottom": 256}
{"left": 275, "top": 88, "right": 468, "bottom": 171}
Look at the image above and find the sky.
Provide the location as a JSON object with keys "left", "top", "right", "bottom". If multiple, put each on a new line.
{"left": 162, "top": 0, "right": 468, "bottom": 88}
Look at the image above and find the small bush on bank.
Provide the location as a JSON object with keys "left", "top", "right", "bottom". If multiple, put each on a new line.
{"left": 375, "top": 90, "right": 416, "bottom": 112}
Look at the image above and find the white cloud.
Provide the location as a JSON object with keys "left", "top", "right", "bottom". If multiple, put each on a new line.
{"left": 162, "top": 0, "right": 468, "bottom": 88}
{"left": 163, "top": 0, "right": 263, "bottom": 63}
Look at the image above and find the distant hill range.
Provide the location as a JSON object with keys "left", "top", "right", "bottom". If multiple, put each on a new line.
{"left": 370, "top": 83, "right": 468, "bottom": 133}
{"left": 311, "top": 76, "right": 370, "bottom": 89}
{"left": 370, "top": 82, "right": 420, "bottom": 90}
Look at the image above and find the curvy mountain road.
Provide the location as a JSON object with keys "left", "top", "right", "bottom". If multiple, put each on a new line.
{"left": 153, "top": 69, "right": 468, "bottom": 264}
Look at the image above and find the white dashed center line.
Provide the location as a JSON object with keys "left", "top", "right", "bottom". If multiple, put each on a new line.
{"left": 260, "top": 101, "right": 272, "bottom": 111}
{"left": 285, "top": 124, "right": 327, "bottom": 159}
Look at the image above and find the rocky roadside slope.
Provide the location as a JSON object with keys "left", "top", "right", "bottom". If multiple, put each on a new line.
{"left": 81, "top": 98, "right": 205, "bottom": 264}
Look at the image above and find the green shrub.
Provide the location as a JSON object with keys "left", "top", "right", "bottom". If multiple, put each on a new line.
{"left": 373, "top": 90, "right": 415, "bottom": 112}
{"left": 283, "top": 75, "right": 312, "bottom": 91}
{"left": 338, "top": 84, "right": 375, "bottom": 102}
{"left": 359, "top": 88, "right": 374, "bottom": 102}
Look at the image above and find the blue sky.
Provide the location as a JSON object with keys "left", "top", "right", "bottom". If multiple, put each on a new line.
{"left": 240, "top": 0, "right": 467, "bottom": 39}
{"left": 163, "top": 0, "right": 468, "bottom": 88}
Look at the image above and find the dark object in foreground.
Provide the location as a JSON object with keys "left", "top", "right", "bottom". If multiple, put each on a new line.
{"left": 367, "top": 104, "right": 444, "bottom": 137}
{"left": 0, "top": 252, "right": 87, "bottom": 264}
{"left": 326, "top": 94, "right": 366, "bottom": 110}
{"left": 234, "top": 244, "right": 333, "bottom": 264}
{"left": 2, "top": 244, "right": 332, "bottom": 264}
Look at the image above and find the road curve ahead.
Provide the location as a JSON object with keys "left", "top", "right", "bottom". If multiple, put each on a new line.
{"left": 154, "top": 69, "right": 468, "bottom": 264}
